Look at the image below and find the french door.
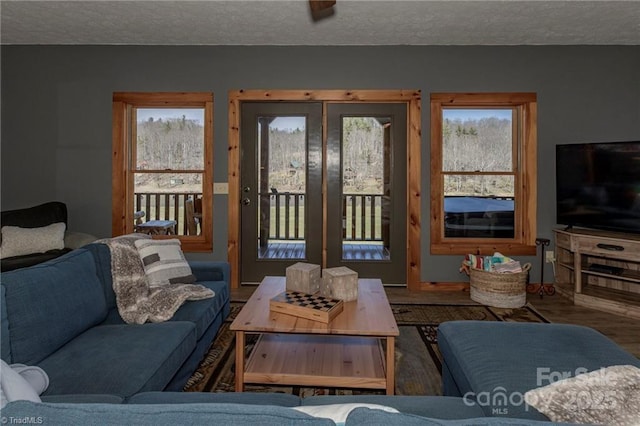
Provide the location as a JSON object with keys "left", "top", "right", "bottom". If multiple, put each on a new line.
{"left": 240, "top": 103, "right": 323, "bottom": 279}
{"left": 240, "top": 102, "right": 406, "bottom": 285}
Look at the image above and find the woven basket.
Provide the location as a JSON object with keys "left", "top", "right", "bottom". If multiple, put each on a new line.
{"left": 469, "top": 263, "right": 531, "bottom": 308}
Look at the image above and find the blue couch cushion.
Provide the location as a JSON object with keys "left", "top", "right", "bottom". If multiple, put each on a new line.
{"left": 100, "top": 280, "right": 228, "bottom": 341}
{"left": 41, "top": 394, "right": 125, "bottom": 404}
{"left": 437, "top": 321, "right": 640, "bottom": 421}
{"left": 302, "top": 395, "right": 485, "bottom": 420}
{"left": 129, "top": 391, "right": 301, "bottom": 406}
{"left": 168, "top": 280, "right": 229, "bottom": 338}
{"left": 2, "top": 401, "right": 334, "bottom": 426}
{"left": 163, "top": 299, "right": 230, "bottom": 391}
{"left": 189, "top": 260, "right": 230, "bottom": 283}
{"left": 1, "top": 249, "right": 108, "bottom": 364}
{"left": 39, "top": 321, "right": 196, "bottom": 398}
{"left": 1, "top": 285, "right": 11, "bottom": 361}
{"left": 84, "top": 242, "right": 117, "bottom": 310}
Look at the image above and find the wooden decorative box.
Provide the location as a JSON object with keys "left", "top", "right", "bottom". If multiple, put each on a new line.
{"left": 286, "top": 262, "right": 321, "bottom": 294}
{"left": 321, "top": 266, "right": 359, "bottom": 301}
{"left": 269, "top": 291, "right": 344, "bottom": 323}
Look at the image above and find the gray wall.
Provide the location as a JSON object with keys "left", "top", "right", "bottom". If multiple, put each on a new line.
{"left": 2, "top": 45, "right": 639, "bottom": 283}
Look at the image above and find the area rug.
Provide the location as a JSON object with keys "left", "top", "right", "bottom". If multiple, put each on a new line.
{"left": 183, "top": 302, "right": 549, "bottom": 396}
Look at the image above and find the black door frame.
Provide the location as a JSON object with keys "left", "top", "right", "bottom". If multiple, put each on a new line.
{"left": 240, "top": 102, "right": 323, "bottom": 283}
{"left": 325, "top": 103, "right": 407, "bottom": 283}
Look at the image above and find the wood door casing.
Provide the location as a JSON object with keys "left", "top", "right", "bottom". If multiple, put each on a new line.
{"left": 228, "top": 90, "right": 422, "bottom": 290}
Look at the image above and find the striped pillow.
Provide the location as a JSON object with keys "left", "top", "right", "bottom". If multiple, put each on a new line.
{"left": 134, "top": 239, "right": 196, "bottom": 287}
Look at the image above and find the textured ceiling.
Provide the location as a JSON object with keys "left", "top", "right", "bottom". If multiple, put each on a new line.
{"left": 1, "top": 0, "right": 639, "bottom": 46}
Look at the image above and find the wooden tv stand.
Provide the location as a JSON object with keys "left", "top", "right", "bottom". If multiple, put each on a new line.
{"left": 554, "top": 228, "right": 640, "bottom": 320}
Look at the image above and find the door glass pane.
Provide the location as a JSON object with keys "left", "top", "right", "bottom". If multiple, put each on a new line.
{"left": 444, "top": 175, "right": 515, "bottom": 238}
{"left": 257, "top": 116, "right": 306, "bottom": 259}
{"left": 341, "top": 117, "right": 390, "bottom": 261}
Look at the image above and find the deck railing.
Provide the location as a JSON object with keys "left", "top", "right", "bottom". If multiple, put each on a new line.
{"left": 259, "top": 192, "right": 386, "bottom": 244}
{"left": 259, "top": 192, "right": 305, "bottom": 244}
{"left": 134, "top": 191, "right": 387, "bottom": 242}
{"left": 134, "top": 192, "right": 202, "bottom": 235}
{"left": 342, "top": 193, "right": 386, "bottom": 242}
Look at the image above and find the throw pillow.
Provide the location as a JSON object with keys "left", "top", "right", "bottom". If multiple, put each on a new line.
{"left": 524, "top": 364, "right": 640, "bottom": 426}
{"left": 134, "top": 238, "right": 196, "bottom": 287}
{"left": 292, "top": 403, "right": 399, "bottom": 426}
{"left": 0, "top": 222, "right": 66, "bottom": 259}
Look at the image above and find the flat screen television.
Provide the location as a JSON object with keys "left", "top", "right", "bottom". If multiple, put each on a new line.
{"left": 556, "top": 141, "right": 640, "bottom": 234}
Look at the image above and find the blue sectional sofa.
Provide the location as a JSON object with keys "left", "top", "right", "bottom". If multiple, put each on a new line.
{"left": 0, "top": 242, "right": 230, "bottom": 398}
{"left": 2, "top": 244, "right": 638, "bottom": 425}
{"left": 2, "top": 392, "right": 569, "bottom": 425}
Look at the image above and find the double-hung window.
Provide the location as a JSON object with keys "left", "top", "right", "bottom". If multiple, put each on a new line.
{"left": 112, "top": 92, "right": 213, "bottom": 251}
{"left": 430, "top": 93, "right": 537, "bottom": 255}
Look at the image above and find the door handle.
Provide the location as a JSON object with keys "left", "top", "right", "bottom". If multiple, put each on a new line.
{"left": 242, "top": 198, "right": 251, "bottom": 206}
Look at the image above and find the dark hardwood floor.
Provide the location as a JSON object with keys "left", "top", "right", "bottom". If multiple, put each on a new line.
{"left": 231, "top": 284, "right": 640, "bottom": 358}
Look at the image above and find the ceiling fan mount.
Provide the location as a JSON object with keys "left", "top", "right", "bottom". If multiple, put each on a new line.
{"left": 309, "top": 0, "right": 336, "bottom": 21}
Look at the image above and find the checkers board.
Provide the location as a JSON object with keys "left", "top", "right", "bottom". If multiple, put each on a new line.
{"left": 269, "top": 291, "right": 344, "bottom": 323}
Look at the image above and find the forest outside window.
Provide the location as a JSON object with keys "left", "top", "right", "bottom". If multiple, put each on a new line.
{"left": 430, "top": 93, "right": 537, "bottom": 256}
{"left": 112, "top": 92, "right": 213, "bottom": 251}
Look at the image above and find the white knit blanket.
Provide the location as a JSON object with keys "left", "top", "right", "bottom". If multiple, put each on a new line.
{"left": 100, "top": 235, "right": 214, "bottom": 324}
{"left": 0, "top": 360, "right": 49, "bottom": 408}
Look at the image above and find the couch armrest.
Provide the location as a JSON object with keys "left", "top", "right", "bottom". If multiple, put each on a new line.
{"left": 189, "top": 261, "right": 230, "bottom": 284}
{"left": 64, "top": 231, "right": 98, "bottom": 250}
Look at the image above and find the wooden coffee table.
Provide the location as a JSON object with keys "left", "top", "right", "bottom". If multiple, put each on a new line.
{"left": 230, "top": 276, "right": 399, "bottom": 394}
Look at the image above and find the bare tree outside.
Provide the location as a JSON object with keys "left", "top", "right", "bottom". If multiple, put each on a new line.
{"left": 342, "top": 117, "right": 384, "bottom": 195}
{"left": 262, "top": 116, "right": 384, "bottom": 195}
{"left": 134, "top": 108, "right": 205, "bottom": 194}
{"left": 257, "top": 116, "right": 387, "bottom": 244}
{"left": 442, "top": 109, "right": 514, "bottom": 198}
{"left": 131, "top": 108, "right": 206, "bottom": 233}
{"left": 261, "top": 119, "right": 306, "bottom": 193}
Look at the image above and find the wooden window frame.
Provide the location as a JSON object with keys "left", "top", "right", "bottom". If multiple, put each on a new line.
{"left": 112, "top": 92, "right": 213, "bottom": 251}
{"left": 430, "top": 93, "right": 537, "bottom": 256}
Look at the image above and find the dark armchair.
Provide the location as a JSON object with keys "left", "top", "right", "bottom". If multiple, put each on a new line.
{"left": 1, "top": 201, "right": 97, "bottom": 272}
